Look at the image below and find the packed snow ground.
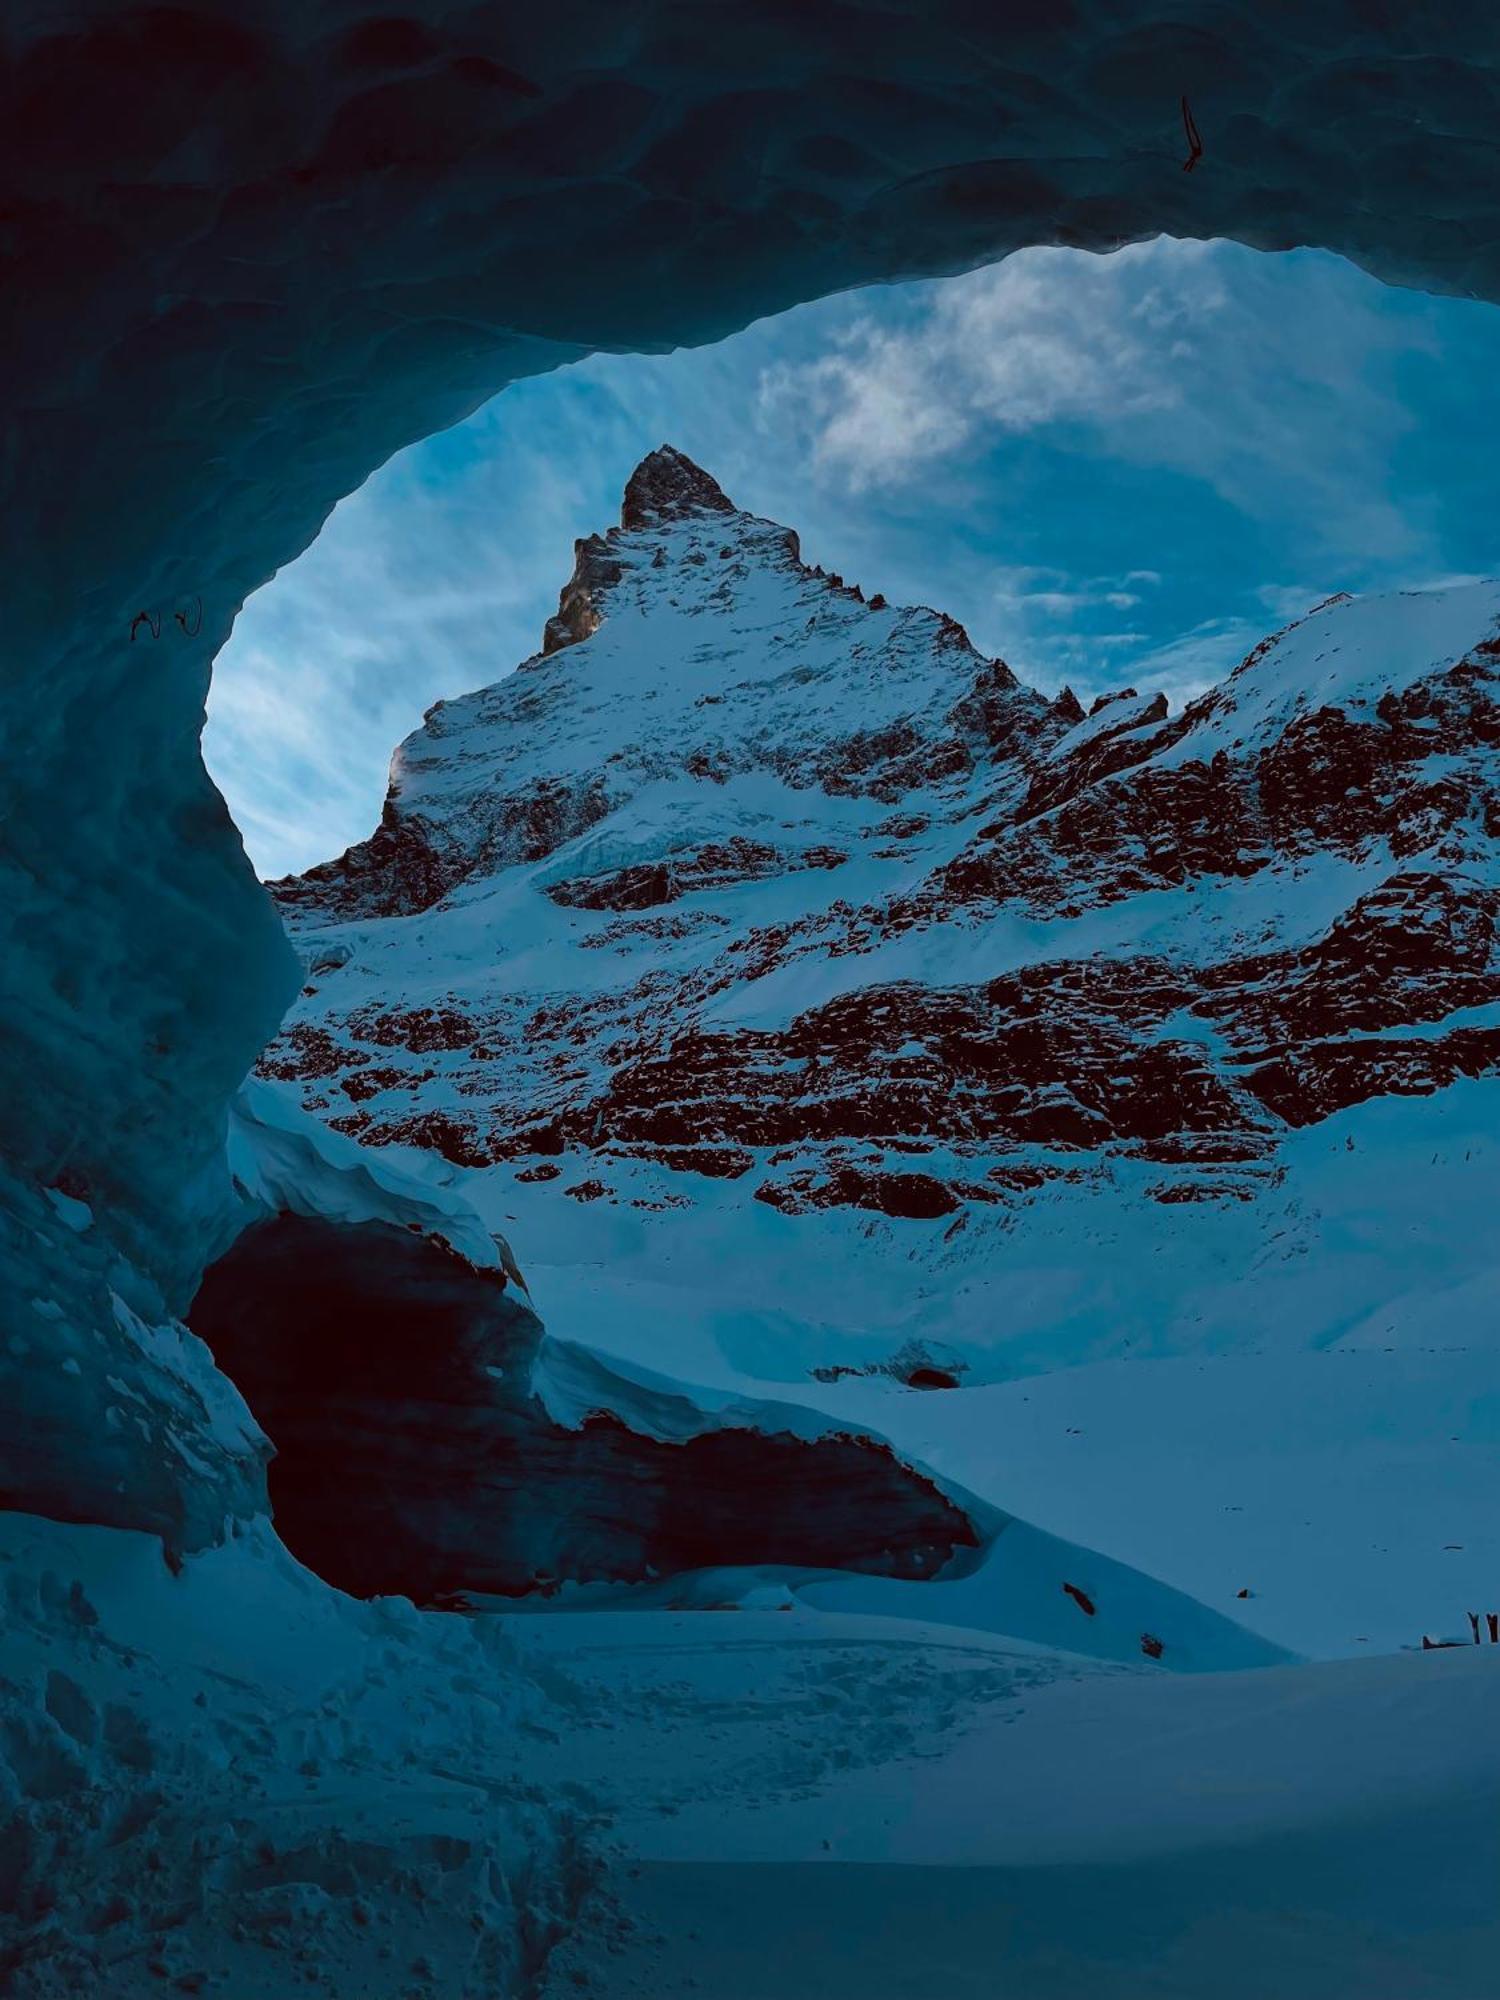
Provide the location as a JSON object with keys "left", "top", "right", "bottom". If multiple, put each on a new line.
{"left": 602, "top": 1645, "right": 1500, "bottom": 2000}
{"left": 4, "top": 1508, "right": 1495, "bottom": 1998}
{"left": 0, "top": 1512, "right": 597, "bottom": 1998}
{"left": 813, "top": 1347, "right": 1500, "bottom": 1661}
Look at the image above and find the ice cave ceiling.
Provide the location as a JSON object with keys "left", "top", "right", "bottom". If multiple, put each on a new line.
{"left": 6, "top": 0, "right": 1500, "bottom": 1539}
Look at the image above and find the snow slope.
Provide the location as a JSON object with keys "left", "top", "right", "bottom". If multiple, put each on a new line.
{"left": 601, "top": 1641, "right": 1500, "bottom": 2000}
{"left": 0, "top": 1510, "right": 595, "bottom": 1998}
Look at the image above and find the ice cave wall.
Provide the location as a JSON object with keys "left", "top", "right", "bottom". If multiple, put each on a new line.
{"left": 6, "top": 0, "right": 1500, "bottom": 1541}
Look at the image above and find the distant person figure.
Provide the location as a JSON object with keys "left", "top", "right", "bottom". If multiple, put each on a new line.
{"left": 1469, "top": 1611, "right": 1482, "bottom": 1644}
{"left": 1488, "top": 1613, "right": 1499, "bottom": 1644}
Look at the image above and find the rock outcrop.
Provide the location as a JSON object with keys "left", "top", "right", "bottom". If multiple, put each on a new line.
{"left": 191, "top": 1209, "right": 975, "bottom": 1600}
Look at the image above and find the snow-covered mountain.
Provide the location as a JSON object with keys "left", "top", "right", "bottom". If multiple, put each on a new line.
{"left": 262, "top": 446, "right": 1500, "bottom": 1652}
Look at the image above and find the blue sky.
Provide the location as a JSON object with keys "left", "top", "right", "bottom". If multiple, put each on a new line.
{"left": 207, "top": 236, "right": 1500, "bottom": 878}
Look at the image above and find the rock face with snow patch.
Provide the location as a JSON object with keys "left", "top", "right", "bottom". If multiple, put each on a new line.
{"left": 265, "top": 453, "right": 1500, "bottom": 1316}
{"left": 183, "top": 1077, "right": 980, "bottom": 1602}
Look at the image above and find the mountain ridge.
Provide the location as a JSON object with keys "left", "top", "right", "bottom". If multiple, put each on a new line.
{"left": 261, "top": 449, "right": 1500, "bottom": 1393}
{"left": 271, "top": 445, "right": 1070, "bottom": 927}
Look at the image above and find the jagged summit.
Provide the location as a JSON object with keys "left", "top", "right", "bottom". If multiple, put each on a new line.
{"left": 275, "top": 464, "right": 1060, "bottom": 924}
{"left": 541, "top": 446, "right": 743, "bottom": 658}
{"left": 620, "top": 444, "right": 736, "bottom": 531}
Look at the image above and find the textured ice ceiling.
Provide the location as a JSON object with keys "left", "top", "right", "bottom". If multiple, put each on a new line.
{"left": 4, "top": 0, "right": 1500, "bottom": 1530}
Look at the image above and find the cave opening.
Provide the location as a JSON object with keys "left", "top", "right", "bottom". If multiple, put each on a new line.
{"left": 12, "top": 25, "right": 1500, "bottom": 1989}
{"left": 188, "top": 1213, "right": 978, "bottom": 1603}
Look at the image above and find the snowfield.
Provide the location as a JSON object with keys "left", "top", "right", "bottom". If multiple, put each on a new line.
{"left": 3, "top": 1508, "right": 1496, "bottom": 1997}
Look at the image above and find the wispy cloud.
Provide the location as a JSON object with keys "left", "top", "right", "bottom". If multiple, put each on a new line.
{"left": 758, "top": 243, "right": 1206, "bottom": 488}
{"left": 756, "top": 239, "right": 1438, "bottom": 570}
{"left": 206, "top": 389, "right": 641, "bottom": 877}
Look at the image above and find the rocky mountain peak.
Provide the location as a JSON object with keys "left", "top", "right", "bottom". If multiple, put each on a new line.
{"left": 268, "top": 544, "right": 1500, "bottom": 1264}
{"left": 268, "top": 435, "right": 1500, "bottom": 1304}
{"left": 620, "top": 444, "right": 737, "bottom": 531}
{"left": 540, "top": 447, "right": 743, "bottom": 659}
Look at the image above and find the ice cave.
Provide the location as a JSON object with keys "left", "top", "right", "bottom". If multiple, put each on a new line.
{"left": 4, "top": 4, "right": 1500, "bottom": 1995}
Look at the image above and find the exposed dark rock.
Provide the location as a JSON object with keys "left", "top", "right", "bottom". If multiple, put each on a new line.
{"left": 543, "top": 535, "right": 624, "bottom": 655}
{"left": 547, "top": 838, "right": 847, "bottom": 913}
{"left": 905, "top": 1367, "right": 961, "bottom": 1390}
{"left": 756, "top": 1168, "right": 962, "bottom": 1220}
{"left": 620, "top": 446, "right": 737, "bottom": 532}
{"left": 189, "top": 1216, "right": 979, "bottom": 1601}
{"left": 564, "top": 1179, "right": 609, "bottom": 1202}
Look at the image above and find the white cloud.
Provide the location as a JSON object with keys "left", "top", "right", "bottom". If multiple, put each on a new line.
{"left": 756, "top": 238, "right": 1434, "bottom": 573}
{"left": 1107, "top": 617, "right": 1269, "bottom": 710}
{"left": 757, "top": 240, "right": 1218, "bottom": 489}
{"left": 1254, "top": 582, "right": 1323, "bottom": 622}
